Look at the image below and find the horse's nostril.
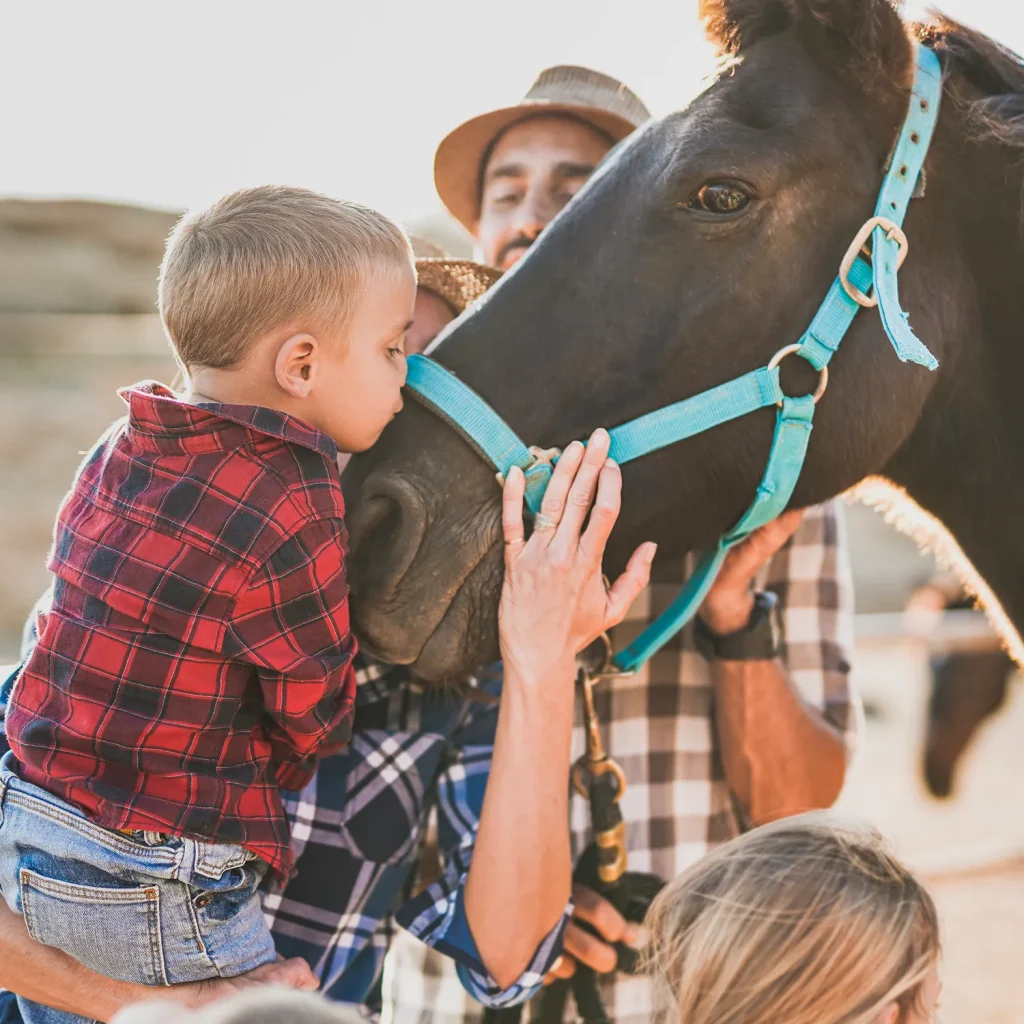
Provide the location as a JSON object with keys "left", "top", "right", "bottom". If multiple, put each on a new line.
{"left": 347, "top": 474, "right": 427, "bottom": 599}
{"left": 347, "top": 495, "right": 397, "bottom": 591}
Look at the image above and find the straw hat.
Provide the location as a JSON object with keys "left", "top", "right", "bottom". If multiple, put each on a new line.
{"left": 410, "top": 235, "right": 502, "bottom": 315}
{"left": 434, "top": 65, "right": 651, "bottom": 232}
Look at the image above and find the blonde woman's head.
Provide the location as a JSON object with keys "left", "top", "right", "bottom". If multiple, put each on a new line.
{"left": 644, "top": 813, "right": 941, "bottom": 1024}
{"left": 113, "top": 987, "right": 365, "bottom": 1024}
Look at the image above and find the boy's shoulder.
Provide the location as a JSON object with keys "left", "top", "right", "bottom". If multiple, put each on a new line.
{"left": 65, "top": 388, "right": 345, "bottom": 574}
{"left": 245, "top": 431, "right": 346, "bottom": 537}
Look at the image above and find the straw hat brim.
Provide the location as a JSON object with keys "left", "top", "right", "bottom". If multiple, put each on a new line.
{"left": 415, "top": 257, "right": 502, "bottom": 316}
{"left": 434, "top": 103, "right": 638, "bottom": 233}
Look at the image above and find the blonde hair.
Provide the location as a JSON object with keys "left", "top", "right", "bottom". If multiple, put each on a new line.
{"left": 113, "top": 988, "right": 365, "bottom": 1024}
{"left": 159, "top": 185, "right": 412, "bottom": 370}
{"left": 644, "top": 813, "right": 940, "bottom": 1024}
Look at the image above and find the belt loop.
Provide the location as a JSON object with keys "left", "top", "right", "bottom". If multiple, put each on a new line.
{"left": 0, "top": 760, "right": 11, "bottom": 822}
{"left": 172, "top": 835, "right": 197, "bottom": 885}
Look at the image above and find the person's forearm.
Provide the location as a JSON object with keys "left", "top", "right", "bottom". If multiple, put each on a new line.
{"left": 464, "top": 657, "right": 576, "bottom": 990}
{"left": 0, "top": 900, "right": 143, "bottom": 1021}
{"left": 712, "top": 659, "right": 847, "bottom": 825}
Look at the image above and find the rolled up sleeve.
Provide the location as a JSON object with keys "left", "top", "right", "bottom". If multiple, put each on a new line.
{"left": 397, "top": 830, "right": 571, "bottom": 1007}
{"left": 395, "top": 699, "right": 570, "bottom": 1006}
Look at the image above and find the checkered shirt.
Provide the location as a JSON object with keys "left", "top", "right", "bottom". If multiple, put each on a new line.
{"left": 5, "top": 383, "right": 357, "bottom": 881}
{"left": 0, "top": 500, "right": 855, "bottom": 1020}
{"left": 382, "top": 499, "right": 861, "bottom": 1024}
{"left": 0, "top": 629, "right": 567, "bottom": 1015}
{"left": 264, "top": 660, "right": 569, "bottom": 1013}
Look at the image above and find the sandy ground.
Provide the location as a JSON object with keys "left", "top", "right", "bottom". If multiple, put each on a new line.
{"left": 835, "top": 638, "right": 1024, "bottom": 1024}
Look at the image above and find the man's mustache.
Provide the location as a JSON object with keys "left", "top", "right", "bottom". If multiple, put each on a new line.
{"left": 496, "top": 236, "right": 536, "bottom": 266}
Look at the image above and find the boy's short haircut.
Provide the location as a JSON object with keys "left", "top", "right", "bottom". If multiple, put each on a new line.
{"left": 159, "top": 186, "right": 413, "bottom": 370}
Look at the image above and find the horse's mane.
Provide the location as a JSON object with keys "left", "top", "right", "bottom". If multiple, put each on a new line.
{"left": 915, "top": 13, "right": 1024, "bottom": 153}
{"left": 851, "top": 478, "right": 1024, "bottom": 665}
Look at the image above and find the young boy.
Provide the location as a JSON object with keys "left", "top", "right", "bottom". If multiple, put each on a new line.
{"left": 0, "top": 186, "right": 415, "bottom": 1019}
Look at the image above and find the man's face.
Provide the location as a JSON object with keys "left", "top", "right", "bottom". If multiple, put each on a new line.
{"left": 474, "top": 115, "right": 613, "bottom": 271}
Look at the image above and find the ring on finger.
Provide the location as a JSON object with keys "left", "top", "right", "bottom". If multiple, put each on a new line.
{"left": 534, "top": 512, "right": 560, "bottom": 531}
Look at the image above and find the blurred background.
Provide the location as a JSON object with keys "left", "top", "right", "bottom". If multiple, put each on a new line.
{"left": 1, "top": 2, "right": 1021, "bottom": 1020}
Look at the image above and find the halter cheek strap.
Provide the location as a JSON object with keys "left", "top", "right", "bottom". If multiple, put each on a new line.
{"left": 403, "top": 43, "right": 942, "bottom": 675}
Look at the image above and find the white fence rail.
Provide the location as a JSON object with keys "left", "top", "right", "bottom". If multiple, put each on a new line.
{"left": 854, "top": 609, "right": 1003, "bottom": 654}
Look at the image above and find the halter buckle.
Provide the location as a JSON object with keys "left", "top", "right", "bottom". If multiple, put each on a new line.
{"left": 767, "top": 344, "right": 829, "bottom": 406}
{"left": 839, "top": 216, "right": 909, "bottom": 308}
{"left": 494, "top": 445, "right": 562, "bottom": 489}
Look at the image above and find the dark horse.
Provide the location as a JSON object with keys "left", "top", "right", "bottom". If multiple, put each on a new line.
{"left": 344, "top": 0, "right": 1024, "bottom": 683}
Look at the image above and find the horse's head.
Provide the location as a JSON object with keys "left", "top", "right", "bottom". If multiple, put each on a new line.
{"left": 346, "top": 0, "right": 967, "bottom": 681}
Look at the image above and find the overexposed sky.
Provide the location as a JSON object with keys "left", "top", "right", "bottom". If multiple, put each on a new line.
{"left": 2, "top": 0, "right": 1021, "bottom": 224}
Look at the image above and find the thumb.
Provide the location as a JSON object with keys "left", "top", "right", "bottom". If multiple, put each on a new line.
{"left": 604, "top": 542, "right": 656, "bottom": 628}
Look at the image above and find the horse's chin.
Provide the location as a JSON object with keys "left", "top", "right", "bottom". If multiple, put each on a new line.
{"left": 353, "top": 545, "right": 501, "bottom": 684}
{"left": 408, "top": 557, "right": 500, "bottom": 684}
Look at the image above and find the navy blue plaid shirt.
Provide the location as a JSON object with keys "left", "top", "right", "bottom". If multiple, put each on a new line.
{"left": 0, "top": 594, "right": 569, "bottom": 1017}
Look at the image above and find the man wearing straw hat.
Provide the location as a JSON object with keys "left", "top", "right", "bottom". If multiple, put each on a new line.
{"left": 434, "top": 65, "right": 650, "bottom": 273}
{"left": 385, "top": 64, "right": 862, "bottom": 1024}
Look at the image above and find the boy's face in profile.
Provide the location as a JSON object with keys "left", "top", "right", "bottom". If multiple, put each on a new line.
{"left": 313, "top": 262, "right": 416, "bottom": 453}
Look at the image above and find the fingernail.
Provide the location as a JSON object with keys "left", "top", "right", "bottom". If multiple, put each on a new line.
{"left": 605, "top": 458, "right": 619, "bottom": 472}
{"left": 644, "top": 542, "right": 658, "bottom": 563}
{"left": 507, "top": 465, "right": 523, "bottom": 481}
{"left": 624, "top": 924, "right": 649, "bottom": 949}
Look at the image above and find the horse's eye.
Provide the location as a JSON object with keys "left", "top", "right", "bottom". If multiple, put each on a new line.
{"left": 686, "top": 182, "right": 751, "bottom": 215}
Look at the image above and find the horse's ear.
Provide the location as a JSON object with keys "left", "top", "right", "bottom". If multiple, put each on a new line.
{"left": 701, "top": 0, "right": 909, "bottom": 73}
{"left": 790, "top": 0, "right": 910, "bottom": 72}
{"left": 700, "top": 0, "right": 791, "bottom": 56}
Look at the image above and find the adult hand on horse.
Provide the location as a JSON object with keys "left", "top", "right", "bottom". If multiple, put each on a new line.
{"left": 499, "top": 427, "right": 657, "bottom": 682}
{"left": 466, "top": 429, "right": 655, "bottom": 991}
{"left": 699, "top": 510, "right": 804, "bottom": 634}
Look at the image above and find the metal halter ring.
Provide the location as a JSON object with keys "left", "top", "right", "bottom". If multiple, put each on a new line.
{"left": 839, "top": 216, "right": 909, "bottom": 308}
{"left": 767, "top": 344, "right": 829, "bottom": 407}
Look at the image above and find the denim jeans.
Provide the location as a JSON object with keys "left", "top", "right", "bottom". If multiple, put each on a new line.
{"left": 0, "top": 755, "right": 276, "bottom": 1024}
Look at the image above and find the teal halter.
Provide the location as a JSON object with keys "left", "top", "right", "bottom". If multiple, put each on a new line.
{"left": 405, "top": 43, "right": 943, "bottom": 675}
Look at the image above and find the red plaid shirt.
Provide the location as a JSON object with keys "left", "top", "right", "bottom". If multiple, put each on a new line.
{"left": 7, "top": 383, "right": 357, "bottom": 880}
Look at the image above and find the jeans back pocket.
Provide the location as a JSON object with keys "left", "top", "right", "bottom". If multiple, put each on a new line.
{"left": 20, "top": 867, "right": 167, "bottom": 985}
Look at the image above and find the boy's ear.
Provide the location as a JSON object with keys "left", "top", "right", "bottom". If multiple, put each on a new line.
{"left": 274, "top": 333, "right": 318, "bottom": 397}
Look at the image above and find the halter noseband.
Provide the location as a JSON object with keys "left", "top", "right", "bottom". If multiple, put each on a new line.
{"left": 405, "top": 43, "right": 943, "bottom": 675}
